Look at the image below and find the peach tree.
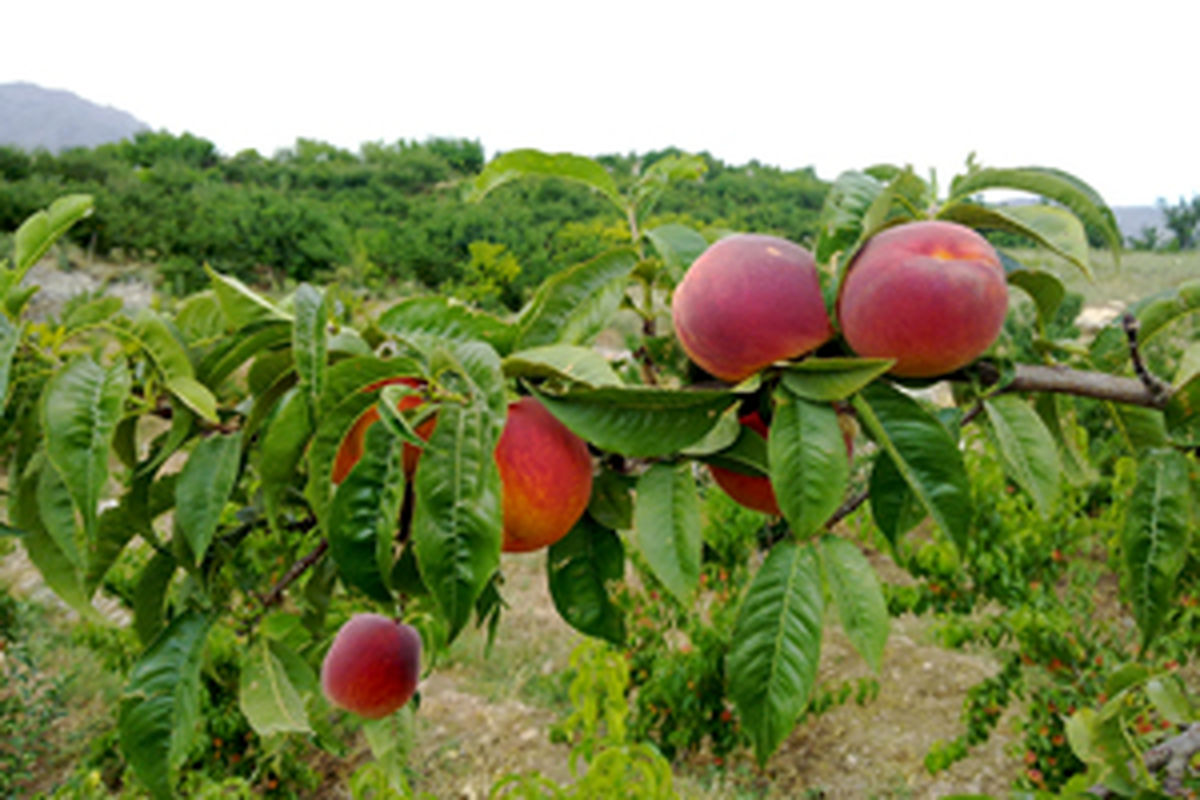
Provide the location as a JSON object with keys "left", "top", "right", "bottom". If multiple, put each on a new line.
{"left": 1, "top": 151, "right": 1197, "bottom": 797}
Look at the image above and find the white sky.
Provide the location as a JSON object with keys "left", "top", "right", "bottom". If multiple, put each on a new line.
{"left": 3, "top": 0, "right": 1198, "bottom": 206}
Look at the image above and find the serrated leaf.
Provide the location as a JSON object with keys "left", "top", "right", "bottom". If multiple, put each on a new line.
{"left": 820, "top": 536, "right": 888, "bottom": 672}
{"left": 779, "top": 357, "right": 895, "bottom": 402}
{"left": 1122, "top": 448, "right": 1192, "bottom": 648}
{"left": 43, "top": 356, "right": 130, "bottom": 546}
{"left": 292, "top": 284, "right": 327, "bottom": 424}
{"left": 239, "top": 638, "right": 313, "bottom": 736}
{"left": 633, "top": 463, "right": 702, "bottom": 605}
{"left": 853, "top": 382, "right": 971, "bottom": 551}
{"left": 515, "top": 247, "right": 638, "bottom": 350}
{"left": 328, "top": 422, "right": 405, "bottom": 603}
{"left": 644, "top": 223, "right": 709, "bottom": 283}
{"left": 768, "top": 390, "right": 849, "bottom": 536}
{"left": 196, "top": 320, "right": 291, "bottom": 387}
{"left": 36, "top": 458, "right": 82, "bottom": 568}
{"left": 174, "top": 432, "right": 242, "bottom": 564}
{"left": 413, "top": 344, "right": 505, "bottom": 640}
{"left": 983, "top": 395, "right": 1062, "bottom": 516}
{"left": 466, "top": 148, "right": 624, "bottom": 212}
{"left": 1145, "top": 676, "right": 1194, "bottom": 725}
{"left": 1165, "top": 373, "right": 1200, "bottom": 446}
{"left": 377, "top": 295, "right": 513, "bottom": 353}
{"left": 815, "top": 171, "right": 884, "bottom": 265}
{"left": 938, "top": 202, "right": 1092, "bottom": 278}
{"left": 547, "top": 516, "right": 626, "bottom": 644}
{"left": 947, "top": 166, "right": 1121, "bottom": 255}
{"left": 207, "top": 266, "right": 290, "bottom": 329}
{"left": 531, "top": 384, "right": 735, "bottom": 457}
{"left": 134, "top": 551, "right": 176, "bottom": 646}
{"left": 172, "top": 291, "right": 225, "bottom": 346}
{"left": 503, "top": 345, "right": 622, "bottom": 387}
{"left": 727, "top": 541, "right": 823, "bottom": 766}
{"left": 1033, "top": 393, "right": 1097, "bottom": 487}
{"left": 164, "top": 376, "right": 218, "bottom": 423}
{"left": 1007, "top": 266, "right": 1066, "bottom": 329}
{"left": 119, "top": 610, "right": 210, "bottom": 800}
{"left": 868, "top": 451, "right": 926, "bottom": 549}
{"left": 0, "top": 314, "right": 19, "bottom": 409}
{"left": 632, "top": 154, "right": 707, "bottom": 220}
{"left": 680, "top": 406, "right": 741, "bottom": 457}
{"left": 13, "top": 194, "right": 93, "bottom": 276}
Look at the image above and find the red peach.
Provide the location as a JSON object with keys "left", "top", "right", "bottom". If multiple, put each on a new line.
{"left": 332, "top": 377, "right": 435, "bottom": 483}
{"left": 837, "top": 220, "right": 1008, "bottom": 378}
{"left": 495, "top": 397, "right": 593, "bottom": 553}
{"left": 320, "top": 613, "right": 421, "bottom": 719}
{"left": 672, "top": 234, "right": 833, "bottom": 382}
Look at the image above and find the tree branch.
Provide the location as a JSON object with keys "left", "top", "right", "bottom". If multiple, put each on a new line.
{"left": 258, "top": 538, "right": 328, "bottom": 612}
{"left": 978, "top": 363, "right": 1173, "bottom": 410}
{"left": 1088, "top": 723, "right": 1200, "bottom": 797}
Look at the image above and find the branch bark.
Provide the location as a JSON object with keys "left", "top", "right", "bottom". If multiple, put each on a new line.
{"left": 1088, "top": 723, "right": 1200, "bottom": 797}
{"left": 978, "top": 363, "right": 1173, "bottom": 410}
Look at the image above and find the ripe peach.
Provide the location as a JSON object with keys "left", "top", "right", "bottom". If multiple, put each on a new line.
{"left": 708, "top": 411, "right": 782, "bottom": 516}
{"left": 671, "top": 234, "right": 833, "bottom": 382}
{"left": 332, "top": 377, "right": 435, "bottom": 483}
{"left": 320, "top": 613, "right": 420, "bottom": 718}
{"left": 837, "top": 221, "right": 1008, "bottom": 378}
{"left": 495, "top": 397, "right": 593, "bottom": 553}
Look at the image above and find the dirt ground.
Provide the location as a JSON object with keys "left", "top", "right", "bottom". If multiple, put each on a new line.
{"left": 401, "top": 555, "right": 1021, "bottom": 800}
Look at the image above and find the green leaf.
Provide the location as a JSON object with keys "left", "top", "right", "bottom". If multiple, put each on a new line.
{"left": 1145, "top": 676, "right": 1194, "bottom": 725}
{"left": 700, "top": 420, "right": 769, "bottom": 478}
{"left": 503, "top": 345, "right": 622, "bottom": 388}
{"left": 377, "top": 295, "right": 513, "bottom": 353}
{"left": 11, "top": 457, "right": 89, "bottom": 616}
{"left": 983, "top": 395, "right": 1062, "bottom": 516}
{"left": 868, "top": 452, "right": 925, "bottom": 549}
{"left": 174, "top": 432, "right": 242, "bottom": 564}
{"left": 414, "top": 344, "right": 505, "bottom": 640}
{"left": 1174, "top": 341, "right": 1200, "bottom": 388}
{"left": 632, "top": 154, "right": 707, "bottom": 220}
{"left": 12, "top": 194, "right": 93, "bottom": 276}
{"left": 547, "top": 516, "right": 626, "bottom": 645}
{"left": 466, "top": 148, "right": 624, "bottom": 212}
{"left": 530, "top": 384, "right": 735, "bottom": 457}
{"left": 1007, "top": 267, "right": 1066, "bottom": 329}
{"left": 644, "top": 223, "right": 709, "bottom": 283}
{"left": 43, "top": 356, "right": 130, "bottom": 546}
{"left": 853, "top": 382, "right": 971, "bottom": 551}
{"left": 172, "top": 291, "right": 225, "bottom": 346}
{"left": 727, "top": 541, "right": 823, "bottom": 766}
{"left": 815, "top": 171, "right": 884, "bottom": 265}
{"left": 134, "top": 551, "right": 176, "bottom": 646}
{"left": 779, "top": 357, "right": 895, "bottom": 402}
{"left": 633, "top": 464, "right": 702, "bottom": 605}
{"left": 36, "top": 458, "right": 82, "bottom": 568}
{"left": 820, "top": 536, "right": 888, "bottom": 672}
{"left": 64, "top": 295, "right": 124, "bottom": 336}
{"left": 119, "top": 610, "right": 210, "bottom": 800}
{"left": 1165, "top": 373, "right": 1200, "bottom": 447}
{"left": 1122, "top": 448, "right": 1192, "bottom": 648}
{"left": 292, "top": 284, "right": 327, "bottom": 424}
{"left": 0, "top": 314, "right": 19, "bottom": 410}
{"left": 515, "top": 247, "right": 638, "bottom": 350}
{"left": 328, "top": 422, "right": 405, "bottom": 603}
{"left": 197, "top": 320, "right": 291, "bottom": 387}
{"left": 260, "top": 389, "right": 314, "bottom": 527}
{"left": 768, "top": 390, "right": 849, "bottom": 536}
{"left": 239, "top": 638, "right": 313, "bottom": 736}
{"left": 947, "top": 166, "right": 1122, "bottom": 254}
{"left": 1033, "top": 393, "right": 1097, "bottom": 487}
{"left": 207, "top": 266, "right": 290, "bottom": 329}
{"left": 587, "top": 469, "right": 634, "bottom": 531}
{"left": 937, "top": 202, "right": 1092, "bottom": 277}
{"left": 679, "top": 406, "right": 742, "bottom": 457}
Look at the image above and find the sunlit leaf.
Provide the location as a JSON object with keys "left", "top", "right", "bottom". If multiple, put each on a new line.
{"left": 466, "top": 148, "right": 624, "bottom": 212}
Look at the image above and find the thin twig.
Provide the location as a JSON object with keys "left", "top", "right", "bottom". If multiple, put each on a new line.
{"left": 1122, "top": 312, "right": 1172, "bottom": 406}
{"left": 251, "top": 538, "right": 329, "bottom": 623}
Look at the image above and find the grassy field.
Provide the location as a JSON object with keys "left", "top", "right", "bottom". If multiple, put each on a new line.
{"left": 1008, "top": 247, "right": 1200, "bottom": 306}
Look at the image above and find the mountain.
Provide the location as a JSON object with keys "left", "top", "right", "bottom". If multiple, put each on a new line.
{"left": 1111, "top": 205, "right": 1165, "bottom": 240}
{"left": 0, "top": 82, "right": 149, "bottom": 152}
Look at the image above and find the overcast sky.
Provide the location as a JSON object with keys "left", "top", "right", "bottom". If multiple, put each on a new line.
{"left": 4, "top": 0, "right": 1198, "bottom": 206}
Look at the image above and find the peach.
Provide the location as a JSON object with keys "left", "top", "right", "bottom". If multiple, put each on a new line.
{"left": 321, "top": 613, "right": 420, "bottom": 718}
{"left": 332, "top": 377, "right": 435, "bottom": 483}
{"left": 671, "top": 234, "right": 833, "bottom": 382}
{"left": 837, "top": 221, "right": 1008, "bottom": 378}
{"left": 708, "top": 412, "right": 782, "bottom": 516}
{"left": 495, "top": 397, "right": 593, "bottom": 553}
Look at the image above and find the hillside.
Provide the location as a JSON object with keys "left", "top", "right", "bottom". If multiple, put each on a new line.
{"left": 0, "top": 82, "right": 148, "bottom": 152}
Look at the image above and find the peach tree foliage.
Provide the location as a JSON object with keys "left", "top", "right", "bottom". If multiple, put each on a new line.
{"left": 0, "top": 150, "right": 1197, "bottom": 798}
